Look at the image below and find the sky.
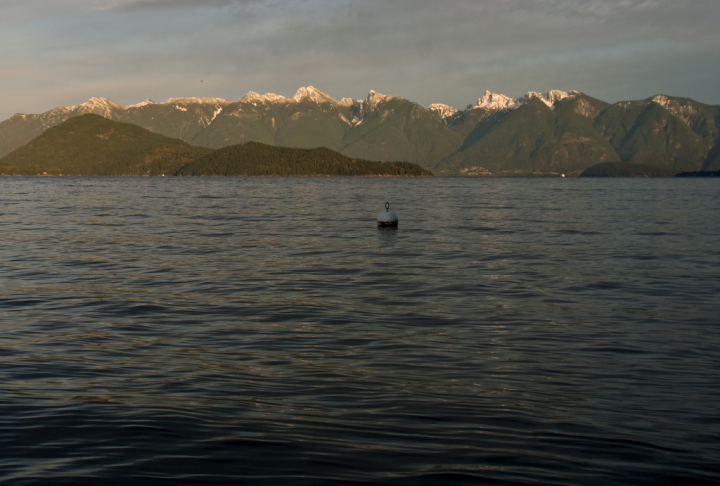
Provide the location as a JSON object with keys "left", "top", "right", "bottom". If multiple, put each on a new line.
{"left": 1, "top": 0, "right": 719, "bottom": 120}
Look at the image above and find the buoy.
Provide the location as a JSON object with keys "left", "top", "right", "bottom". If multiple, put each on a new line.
{"left": 377, "top": 202, "right": 398, "bottom": 228}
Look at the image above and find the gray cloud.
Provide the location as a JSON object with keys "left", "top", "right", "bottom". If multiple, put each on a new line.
{"left": 96, "top": 0, "right": 264, "bottom": 11}
{"left": 1, "top": 0, "right": 719, "bottom": 120}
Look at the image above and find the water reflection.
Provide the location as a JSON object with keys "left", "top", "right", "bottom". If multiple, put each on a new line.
{"left": 376, "top": 226, "right": 399, "bottom": 245}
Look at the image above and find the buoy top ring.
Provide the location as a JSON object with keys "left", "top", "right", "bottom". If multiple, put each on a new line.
{"left": 378, "top": 201, "right": 398, "bottom": 227}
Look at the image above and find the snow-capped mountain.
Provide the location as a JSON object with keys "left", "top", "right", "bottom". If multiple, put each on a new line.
{"left": 2, "top": 87, "right": 718, "bottom": 175}
{"left": 466, "top": 89, "right": 579, "bottom": 113}
{"left": 472, "top": 91, "right": 522, "bottom": 111}
{"left": 427, "top": 90, "right": 580, "bottom": 126}
{"left": 428, "top": 104, "right": 459, "bottom": 126}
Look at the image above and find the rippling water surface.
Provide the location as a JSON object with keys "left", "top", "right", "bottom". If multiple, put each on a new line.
{"left": 1, "top": 177, "right": 719, "bottom": 485}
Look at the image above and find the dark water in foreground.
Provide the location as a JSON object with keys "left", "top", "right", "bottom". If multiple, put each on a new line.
{"left": 1, "top": 177, "right": 719, "bottom": 485}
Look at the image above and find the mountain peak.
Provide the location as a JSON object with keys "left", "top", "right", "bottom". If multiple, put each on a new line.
{"left": 473, "top": 91, "right": 520, "bottom": 111}
{"left": 428, "top": 103, "right": 457, "bottom": 115}
{"left": 365, "top": 90, "right": 397, "bottom": 112}
{"left": 76, "top": 97, "right": 123, "bottom": 117}
{"left": 649, "top": 94, "right": 705, "bottom": 128}
{"left": 428, "top": 103, "right": 459, "bottom": 126}
{"left": 241, "top": 91, "right": 288, "bottom": 104}
{"left": 292, "top": 86, "right": 336, "bottom": 104}
{"left": 470, "top": 89, "right": 579, "bottom": 113}
{"left": 163, "top": 97, "right": 229, "bottom": 105}
{"left": 79, "top": 97, "right": 123, "bottom": 109}
{"left": 126, "top": 99, "right": 155, "bottom": 109}
{"left": 522, "top": 90, "right": 579, "bottom": 108}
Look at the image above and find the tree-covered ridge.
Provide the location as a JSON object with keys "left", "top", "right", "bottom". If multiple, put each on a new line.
{"left": 177, "top": 142, "right": 432, "bottom": 176}
{"left": 434, "top": 98, "right": 620, "bottom": 175}
{"left": 0, "top": 115, "right": 211, "bottom": 176}
{"left": 593, "top": 101, "right": 709, "bottom": 172}
{"left": 0, "top": 115, "right": 432, "bottom": 177}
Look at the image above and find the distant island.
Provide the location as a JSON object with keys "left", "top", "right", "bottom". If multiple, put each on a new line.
{"left": 1, "top": 86, "right": 718, "bottom": 176}
{"left": 0, "top": 115, "right": 432, "bottom": 177}
{"left": 675, "top": 170, "right": 720, "bottom": 177}
{"left": 579, "top": 162, "right": 677, "bottom": 177}
{"left": 579, "top": 163, "right": 720, "bottom": 177}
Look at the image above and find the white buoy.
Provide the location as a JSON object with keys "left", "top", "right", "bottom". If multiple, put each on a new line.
{"left": 377, "top": 202, "right": 398, "bottom": 228}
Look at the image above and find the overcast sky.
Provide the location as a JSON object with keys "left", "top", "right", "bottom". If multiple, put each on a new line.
{"left": 1, "top": 0, "right": 719, "bottom": 120}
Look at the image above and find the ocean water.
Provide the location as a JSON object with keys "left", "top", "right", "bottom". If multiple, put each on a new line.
{"left": 0, "top": 177, "right": 718, "bottom": 485}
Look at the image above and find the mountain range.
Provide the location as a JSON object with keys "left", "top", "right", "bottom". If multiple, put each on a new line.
{"left": 2, "top": 87, "right": 718, "bottom": 175}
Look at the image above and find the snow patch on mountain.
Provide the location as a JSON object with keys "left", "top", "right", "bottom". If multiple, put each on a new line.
{"left": 364, "top": 90, "right": 398, "bottom": 113}
{"left": 652, "top": 95, "right": 672, "bottom": 106}
{"left": 292, "top": 86, "right": 338, "bottom": 105}
{"left": 164, "top": 97, "right": 229, "bottom": 106}
{"left": 650, "top": 95, "right": 701, "bottom": 128}
{"left": 470, "top": 90, "right": 579, "bottom": 113}
{"left": 473, "top": 91, "right": 521, "bottom": 111}
{"left": 428, "top": 103, "right": 460, "bottom": 126}
{"left": 348, "top": 99, "right": 367, "bottom": 125}
{"left": 76, "top": 97, "right": 123, "bottom": 117}
{"left": 47, "top": 106, "right": 77, "bottom": 117}
{"left": 126, "top": 99, "right": 155, "bottom": 109}
{"left": 241, "top": 91, "right": 288, "bottom": 104}
{"left": 11, "top": 98, "right": 123, "bottom": 128}
{"left": 523, "top": 90, "right": 579, "bottom": 109}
